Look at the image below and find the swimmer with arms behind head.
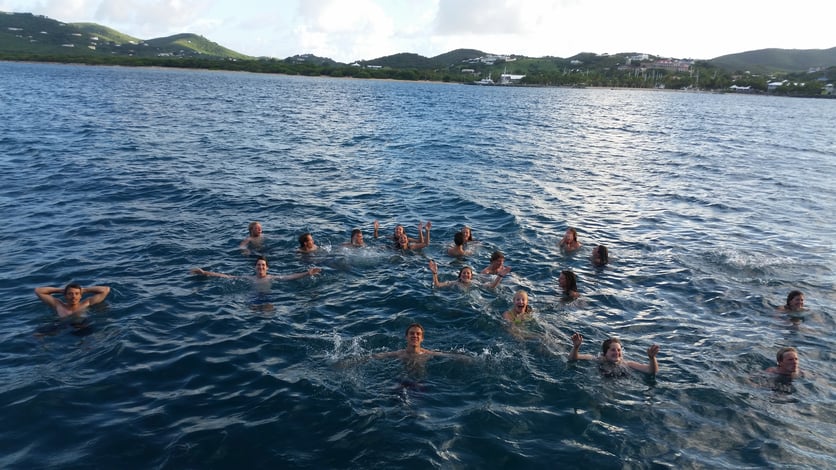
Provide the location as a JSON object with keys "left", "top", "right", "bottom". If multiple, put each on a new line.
{"left": 429, "top": 259, "right": 510, "bottom": 289}
{"left": 568, "top": 332, "right": 660, "bottom": 375}
{"left": 35, "top": 283, "right": 111, "bottom": 318}
{"left": 191, "top": 256, "right": 320, "bottom": 281}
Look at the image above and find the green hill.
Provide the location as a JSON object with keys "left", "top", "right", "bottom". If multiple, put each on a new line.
{"left": 709, "top": 47, "right": 836, "bottom": 74}
{"left": 0, "top": 11, "right": 250, "bottom": 59}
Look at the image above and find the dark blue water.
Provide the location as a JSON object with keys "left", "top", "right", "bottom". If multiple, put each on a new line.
{"left": 1, "top": 61, "right": 834, "bottom": 469}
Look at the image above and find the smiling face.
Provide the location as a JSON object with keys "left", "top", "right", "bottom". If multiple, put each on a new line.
{"left": 405, "top": 325, "right": 424, "bottom": 348}
{"left": 787, "top": 293, "right": 804, "bottom": 311}
{"left": 393, "top": 225, "right": 405, "bottom": 238}
{"left": 461, "top": 226, "right": 471, "bottom": 241}
{"left": 458, "top": 267, "right": 473, "bottom": 283}
{"left": 254, "top": 258, "right": 269, "bottom": 278}
{"left": 63, "top": 287, "right": 82, "bottom": 306}
{"left": 513, "top": 291, "right": 528, "bottom": 313}
{"left": 396, "top": 233, "right": 409, "bottom": 249}
{"left": 603, "top": 342, "right": 623, "bottom": 363}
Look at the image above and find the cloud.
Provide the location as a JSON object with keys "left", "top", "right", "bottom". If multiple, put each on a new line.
{"left": 92, "top": 0, "right": 215, "bottom": 36}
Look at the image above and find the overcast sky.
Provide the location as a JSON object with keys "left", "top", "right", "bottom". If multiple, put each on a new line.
{"left": 2, "top": 0, "right": 834, "bottom": 63}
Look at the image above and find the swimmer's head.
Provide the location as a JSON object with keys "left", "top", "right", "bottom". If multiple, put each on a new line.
{"left": 785, "top": 290, "right": 804, "bottom": 311}
{"left": 351, "top": 229, "right": 363, "bottom": 245}
{"left": 453, "top": 231, "right": 465, "bottom": 247}
{"left": 458, "top": 266, "right": 474, "bottom": 282}
{"left": 248, "top": 221, "right": 262, "bottom": 237}
{"left": 592, "top": 245, "right": 608, "bottom": 266}
{"left": 559, "top": 270, "right": 578, "bottom": 293}
{"left": 602, "top": 337, "right": 623, "bottom": 362}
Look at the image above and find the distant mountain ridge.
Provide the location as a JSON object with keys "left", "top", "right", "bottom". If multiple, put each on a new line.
{"left": 2, "top": 11, "right": 834, "bottom": 74}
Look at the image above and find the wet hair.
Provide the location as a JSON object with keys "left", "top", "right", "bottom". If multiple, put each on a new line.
{"left": 594, "top": 245, "right": 609, "bottom": 265}
{"left": 255, "top": 255, "right": 269, "bottom": 268}
{"left": 248, "top": 221, "right": 261, "bottom": 237}
{"left": 490, "top": 251, "right": 505, "bottom": 262}
{"left": 513, "top": 290, "right": 532, "bottom": 314}
{"left": 776, "top": 347, "right": 797, "bottom": 364}
{"left": 298, "top": 233, "right": 312, "bottom": 248}
{"left": 461, "top": 226, "right": 474, "bottom": 241}
{"left": 453, "top": 231, "right": 465, "bottom": 247}
{"left": 602, "top": 337, "right": 622, "bottom": 356}
{"left": 785, "top": 290, "right": 803, "bottom": 308}
{"left": 566, "top": 227, "right": 578, "bottom": 242}
{"left": 64, "top": 283, "right": 82, "bottom": 296}
{"left": 351, "top": 228, "right": 362, "bottom": 243}
{"left": 405, "top": 322, "right": 424, "bottom": 336}
{"left": 458, "top": 266, "right": 474, "bottom": 279}
{"left": 561, "top": 270, "right": 578, "bottom": 294}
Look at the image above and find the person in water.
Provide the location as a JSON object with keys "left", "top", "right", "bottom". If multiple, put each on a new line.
{"left": 504, "top": 290, "right": 533, "bottom": 324}
{"left": 777, "top": 290, "right": 805, "bottom": 312}
{"left": 373, "top": 220, "right": 421, "bottom": 244}
{"left": 342, "top": 228, "right": 365, "bottom": 247}
{"left": 591, "top": 245, "right": 609, "bottom": 267}
{"left": 35, "top": 283, "right": 111, "bottom": 318}
{"left": 558, "top": 270, "right": 580, "bottom": 299}
{"left": 446, "top": 231, "right": 471, "bottom": 257}
{"left": 568, "top": 332, "right": 660, "bottom": 375}
{"left": 394, "top": 221, "right": 431, "bottom": 250}
{"left": 460, "top": 226, "right": 477, "bottom": 245}
{"left": 191, "top": 256, "right": 320, "bottom": 281}
{"left": 559, "top": 227, "right": 582, "bottom": 252}
{"left": 765, "top": 347, "right": 802, "bottom": 378}
{"left": 482, "top": 250, "right": 506, "bottom": 275}
{"left": 239, "top": 221, "right": 264, "bottom": 254}
{"left": 373, "top": 323, "right": 446, "bottom": 361}
{"left": 298, "top": 232, "right": 318, "bottom": 253}
{"left": 428, "top": 259, "right": 510, "bottom": 289}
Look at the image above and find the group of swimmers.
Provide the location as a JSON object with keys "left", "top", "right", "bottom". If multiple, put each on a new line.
{"left": 34, "top": 220, "right": 806, "bottom": 380}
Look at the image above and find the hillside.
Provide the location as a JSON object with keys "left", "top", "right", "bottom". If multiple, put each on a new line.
{"left": 710, "top": 47, "right": 836, "bottom": 74}
{"left": 0, "top": 11, "right": 249, "bottom": 59}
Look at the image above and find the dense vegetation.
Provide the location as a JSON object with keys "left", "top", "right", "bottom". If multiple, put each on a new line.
{"left": 2, "top": 11, "right": 834, "bottom": 97}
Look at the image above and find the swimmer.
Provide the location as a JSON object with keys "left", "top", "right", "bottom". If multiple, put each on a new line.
{"left": 373, "top": 323, "right": 445, "bottom": 360}
{"left": 35, "top": 283, "right": 111, "bottom": 318}
{"left": 591, "top": 245, "right": 609, "bottom": 267}
{"left": 559, "top": 227, "right": 582, "bottom": 252}
{"left": 777, "top": 290, "right": 804, "bottom": 312}
{"left": 395, "top": 221, "right": 431, "bottom": 250}
{"left": 568, "top": 332, "right": 660, "bottom": 375}
{"left": 191, "top": 256, "right": 320, "bottom": 281}
{"left": 765, "top": 347, "right": 803, "bottom": 378}
{"left": 558, "top": 270, "right": 580, "bottom": 300}
{"left": 298, "top": 233, "right": 318, "bottom": 253}
{"left": 429, "top": 259, "right": 510, "bottom": 289}
{"left": 481, "top": 251, "right": 506, "bottom": 275}
{"left": 461, "top": 225, "right": 477, "bottom": 245}
{"left": 239, "top": 221, "right": 264, "bottom": 254}
{"left": 504, "top": 290, "right": 533, "bottom": 324}
{"left": 342, "top": 228, "right": 365, "bottom": 247}
{"left": 374, "top": 220, "right": 421, "bottom": 244}
{"left": 446, "top": 231, "right": 471, "bottom": 257}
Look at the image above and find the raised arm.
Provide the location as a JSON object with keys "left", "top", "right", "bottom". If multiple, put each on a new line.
{"left": 274, "top": 267, "right": 321, "bottom": 281}
{"left": 81, "top": 285, "right": 110, "bottom": 307}
{"left": 568, "top": 332, "right": 596, "bottom": 361}
{"left": 428, "top": 260, "right": 442, "bottom": 287}
{"left": 190, "top": 268, "right": 236, "bottom": 279}
{"left": 627, "top": 344, "right": 660, "bottom": 374}
{"left": 373, "top": 220, "right": 380, "bottom": 239}
{"left": 34, "top": 286, "right": 62, "bottom": 309}
{"left": 485, "top": 266, "right": 512, "bottom": 289}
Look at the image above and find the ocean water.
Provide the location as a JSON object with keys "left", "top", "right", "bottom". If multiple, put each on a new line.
{"left": 0, "top": 61, "right": 834, "bottom": 469}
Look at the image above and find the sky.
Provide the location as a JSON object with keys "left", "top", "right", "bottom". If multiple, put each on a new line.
{"left": 2, "top": 0, "right": 834, "bottom": 63}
